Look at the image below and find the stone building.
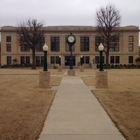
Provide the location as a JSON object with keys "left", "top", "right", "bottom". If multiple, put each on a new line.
{"left": 0, "top": 25, "right": 139, "bottom": 68}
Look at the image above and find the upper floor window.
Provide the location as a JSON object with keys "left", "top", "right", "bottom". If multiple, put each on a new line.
{"left": 51, "top": 37, "right": 60, "bottom": 51}
{"left": 129, "top": 43, "right": 133, "bottom": 51}
{"left": 6, "top": 44, "right": 11, "bottom": 52}
{"left": 80, "top": 37, "right": 89, "bottom": 51}
{"left": 95, "top": 36, "right": 104, "bottom": 51}
{"left": 7, "top": 56, "right": 11, "bottom": 64}
{"left": 110, "top": 36, "right": 119, "bottom": 42}
{"left": 129, "top": 36, "right": 133, "bottom": 42}
{"left": 6, "top": 36, "right": 11, "bottom": 42}
{"left": 65, "top": 37, "right": 74, "bottom": 52}
{"left": 110, "top": 44, "right": 119, "bottom": 52}
{"left": 36, "top": 37, "right": 45, "bottom": 51}
{"left": 21, "top": 44, "right": 30, "bottom": 52}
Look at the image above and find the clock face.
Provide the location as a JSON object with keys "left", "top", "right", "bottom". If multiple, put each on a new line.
{"left": 68, "top": 35, "right": 75, "bottom": 43}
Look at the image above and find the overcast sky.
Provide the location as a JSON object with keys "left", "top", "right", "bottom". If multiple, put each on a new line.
{"left": 0, "top": 0, "right": 140, "bottom": 27}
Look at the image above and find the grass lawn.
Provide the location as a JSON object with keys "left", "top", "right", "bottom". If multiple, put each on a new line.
{"left": 0, "top": 69, "right": 63, "bottom": 140}
{"left": 80, "top": 69, "right": 140, "bottom": 140}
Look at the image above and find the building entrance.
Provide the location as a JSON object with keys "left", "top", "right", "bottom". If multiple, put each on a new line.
{"left": 65, "top": 56, "right": 75, "bottom": 66}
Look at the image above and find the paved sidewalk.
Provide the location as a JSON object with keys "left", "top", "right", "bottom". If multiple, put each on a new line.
{"left": 38, "top": 71, "right": 126, "bottom": 140}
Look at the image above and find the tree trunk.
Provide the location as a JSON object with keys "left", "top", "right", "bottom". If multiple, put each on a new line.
{"left": 31, "top": 48, "right": 36, "bottom": 69}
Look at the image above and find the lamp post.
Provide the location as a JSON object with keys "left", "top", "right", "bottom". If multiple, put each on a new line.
{"left": 70, "top": 44, "right": 73, "bottom": 69}
{"left": 43, "top": 43, "right": 48, "bottom": 71}
{"left": 80, "top": 55, "right": 83, "bottom": 65}
{"left": 59, "top": 55, "right": 61, "bottom": 65}
{"left": 98, "top": 43, "right": 104, "bottom": 71}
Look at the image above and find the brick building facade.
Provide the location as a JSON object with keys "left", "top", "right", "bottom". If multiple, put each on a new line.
{"left": 0, "top": 25, "right": 139, "bottom": 67}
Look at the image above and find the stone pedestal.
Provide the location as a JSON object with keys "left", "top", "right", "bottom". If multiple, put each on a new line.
{"left": 95, "top": 71, "right": 108, "bottom": 88}
{"left": 91, "top": 63, "right": 97, "bottom": 69}
{"left": 39, "top": 71, "right": 51, "bottom": 88}
{"left": 68, "top": 69, "right": 75, "bottom": 76}
{"left": 58, "top": 65, "right": 62, "bottom": 72}
{"left": 80, "top": 65, "right": 84, "bottom": 72}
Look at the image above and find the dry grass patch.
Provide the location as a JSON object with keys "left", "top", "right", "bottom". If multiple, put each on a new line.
{"left": 76, "top": 69, "right": 95, "bottom": 75}
{"left": 81, "top": 69, "right": 140, "bottom": 140}
{"left": 0, "top": 73, "right": 62, "bottom": 140}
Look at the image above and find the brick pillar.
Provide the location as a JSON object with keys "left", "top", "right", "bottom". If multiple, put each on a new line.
{"left": 39, "top": 71, "right": 51, "bottom": 88}
{"left": 58, "top": 65, "right": 62, "bottom": 72}
{"left": 68, "top": 69, "right": 75, "bottom": 76}
{"left": 95, "top": 71, "right": 108, "bottom": 88}
{"left": 80, "top": 65, "right": 84, "bottom": 72}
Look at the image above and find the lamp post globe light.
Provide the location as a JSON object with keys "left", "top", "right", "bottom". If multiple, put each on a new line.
{"left": 80, "top": 55, "right": 83, "bottom": 65}
{"left": 98, "top": 43, "right": 104, "bottom": 71}
{"left": 43, "top": 43, "right": 48, "bottom": 71}
{"left": 59, "top": 55, "right": 61, "bottom": 65}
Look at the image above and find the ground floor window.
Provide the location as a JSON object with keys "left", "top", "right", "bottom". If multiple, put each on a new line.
{"left": 129, "top": 56, "right": 133, "bottom": 63}
{"left": 110, "top": 56, "right": 120, "bottom": 64}
{"left": 26, "top": 56, "right": 30, "bottom": 63}
{"left": 95, "top": 56, "right": 104, "bottom": 64}
{"left": 50, "top": 56, "right": 60, "bottom": 64}
{"left": 7, "top": 56, "right": 11, "bottom": 64}
{"left": 80, "top": 56, "right": 90, "bottom": 64}
{"left": 20, "top": 56, "right": 25, "bottom": 64}
{"left": 20, "top": 56, "right": 30, "bottom": 64}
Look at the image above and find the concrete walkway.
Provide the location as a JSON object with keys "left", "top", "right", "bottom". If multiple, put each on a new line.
{"left": 38, "top": 71, "right": 126, "bottom": 140}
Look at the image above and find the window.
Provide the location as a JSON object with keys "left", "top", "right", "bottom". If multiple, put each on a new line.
{"left": 56, "top": 56, "right": 59, "bottom": 64}
{"left": 85, "top": 56, "right": 89, "bottom": 64}
{"left": 6, "top": 44, "right": 11, "bottom": 52}
{"left": 129, "top": 56, "right": 133, "bottom": 63}
{"left": 129, "top": 43, "right": 133, "bottom": 51}
{"left": 41, "top": 56, "right": 44, "bottom": 65}
{"left": 95, "top": 36, "right": 104, "bottom": 51}
{"left": 26, "top": 56, "right": 30, "bottom": 63}
{"left": 129, "top": 36, "right": 133, "bottom": 42}
{"left": 50, "top": 56, "right": 60, "bottom": 64}
{"left": 115, "top": 56, "right": 120, "bottom": 63}
{"left": 65, "top": 37, "right": 74, "bottom": 51}
{"left": 80, "top": 37, "right": 89, "bottom": 51}
{"left": 36, "top": 37, "right": 45, "bottom": 51}
{"left": 36, "top": 56, "right": 40, "bottom": 64}
{"left": 7, "top": 56, "right": 11, "bottom": 64}
{"left": 110, "top": 56, "right": 120, "bottom": 64}
{"left": 95, "top": 56, "right": 100, "bottom": 63}
{"left": 20, "top": 56, "right": 25, "bottom": 64}
{"left": 51, "top": 56, "right": 55, "bottom": 64}
{"left": 110, "top": 44, "right": 119, "bottom": 52}
{"left": 51, "top": 37, "right": 60, "bottom": 51}
{"left": 110, "top": 56, "right": 114, "bottom": 63}
{"left": 6, "top": 36, "right": 11, "bottom": 42}
{"left": 81, "top": 56, "right": 90, "bottom": 64}
{"left": 21, "top": 44, "right": 30, "bottom": 52}
{"left": 110, "top": 36, "right": 119, "bottom": 42}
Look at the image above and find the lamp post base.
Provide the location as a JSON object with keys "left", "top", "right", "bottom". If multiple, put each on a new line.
{"left": 68, "top": 69, "right": 75, "bottom": 76}
{"left": 95, "top": 71, "right": 108, "bottom": 88}
{"left": 39, "top": 71, "right": 51, "bottom": 88}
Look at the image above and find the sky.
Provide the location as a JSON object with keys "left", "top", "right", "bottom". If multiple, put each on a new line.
{"left": 0, "top": 0, "right": 140, "bottom": 27}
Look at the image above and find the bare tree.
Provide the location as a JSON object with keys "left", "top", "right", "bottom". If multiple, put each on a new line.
{"left": 95, "top": 5, "right": 121, "bottom": 68}
{"left": 17, "top": 19, "right": 45, "bottom": 69}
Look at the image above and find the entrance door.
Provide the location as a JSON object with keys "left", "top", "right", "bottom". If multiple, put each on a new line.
{"left": 65, "top": 56, "right": 75, "bottom": 66}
